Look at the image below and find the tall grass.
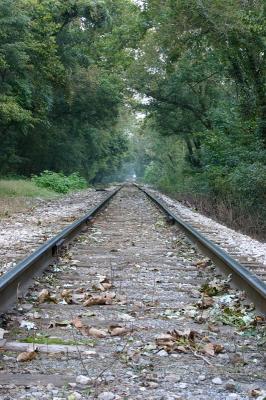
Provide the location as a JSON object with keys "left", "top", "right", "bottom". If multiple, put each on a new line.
{"left": 0, "top": 179, "right": 57, "bottom": 198}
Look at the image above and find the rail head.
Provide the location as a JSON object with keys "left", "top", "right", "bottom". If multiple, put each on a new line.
{"left": 137, "top": 185, "right": 266, "bottom": 314}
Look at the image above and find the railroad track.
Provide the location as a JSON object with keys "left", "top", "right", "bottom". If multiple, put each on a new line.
{"left": 136, "top": 186, "right": 266, "bottom": 314}
{"left": 145, "top": 187, "right": 266, "bottom": 284}
{"left": 0, "top": 184, "right": 265, "bottom": 400}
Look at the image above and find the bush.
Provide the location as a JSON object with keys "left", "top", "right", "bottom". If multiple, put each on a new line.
{"left": 32, "top": 171, "right": 87, "bottom": 194}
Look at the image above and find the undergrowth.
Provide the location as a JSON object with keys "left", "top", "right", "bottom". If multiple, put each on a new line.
{"left": 32, "top": 171, "right": 87, "bottom": 194}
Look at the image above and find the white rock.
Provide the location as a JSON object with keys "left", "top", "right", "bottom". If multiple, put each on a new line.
{"left": 76, "top": 375, "right": 90, "bottom": 385}
{"left": 179, "top": 382, "right": 188, "bottom": 389}
{"left": 157, "top": 350, "right": 168, "bottom": 357}
{"left": 166, "top": 252, "right": 174, "bottom": 257}
{"left": 98, "top": 392, "right": 116, "bottom": 400}
{"left": 212, "top": 377, "right": 223, "bottom": 385}
{"left": 147, "top": 381, "right": 159, "bottom": 388}
{"left": 225, "top": 394, "right": 240, "bottom": 400}
{"left": 20, "top": 320, "right": 36, "bottom": 330}
{"left": 198, "top": 375, "right": 206, "bottom": 381}
{"left": 68, "top": 383, "right": 77, "bottom": 388}
{"left": 46, "top": 383, "right": 55, "bottom": 390}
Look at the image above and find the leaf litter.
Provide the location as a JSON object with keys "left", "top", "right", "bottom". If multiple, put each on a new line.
{"left": 155, "top": 328, "right": 224, "bottom": 358}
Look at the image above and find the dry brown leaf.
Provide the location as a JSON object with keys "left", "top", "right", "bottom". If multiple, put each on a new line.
{"left": 108, "top": 325, "right": 128, "bottom": 336}
{"left": 213, "top": 344, "right": 224, "bottom": 354}
{"left": 176, "top": 345, "right": 188, "bottom": 353}
{"left": 104, "top": 292, "right": 116, "bottom": 302}
{"left": 197, "top": 296, "right": 214, "bottom": 309}
{"left": 71, "top": 317, "right": 107, "bottom": 338}
{"left": 48, "top": 320, "right": 70, "bottom": 328}
{"left": 83, "top": 292, "right": 116, "bottom": 307}
{"left": 83, "top": 295, "right": 107, "bottom": 306}
{"left": 202, "top": 343, "right": 215, "bottom": 356}
{"left": 155, "top": 334, "right": 175, "bottom": 352}
{"left": 86, "top": 327, "right": 107, "bottom": 338}
{"left": 92, "top": 276, "right": 112, "bottom": 292}
{"left": 17, "top": 349, "right": 38, "bottom": 362}
{"left": 100, "top": 277, "right": 112, "bottom": 291}
{"left": 249, "top": 389, "right": 263, "bottom": 398}
{"left": 38, "top": 289, "right": 57, "bottom": 304}
{"left": 72, "top": 317, "right": 84, "bottom": 329}
{"left": 61, "top": 289, "right": 73, "bottom": 304}
{"left": 92, "top": 283, "right": 105, "bottom": 291}
{"left": 195, "top": 259, "right": 210, "bottom": 268}
{"left": 156, "top": 329, "right": 199, "bottom": 352}
{"left": 170, "top": 329, "right": 198, "bottom": 342}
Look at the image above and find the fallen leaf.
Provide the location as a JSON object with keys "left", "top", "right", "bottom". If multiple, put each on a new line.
{"left": 86, "top": 327, "right": 107, "bottom": 338}
{"left": 92, "top": 276, "right": 112, "bottom": 292}
{"left": 176, "top": 345, "right": 188, "bottom": 353}
{"left": 108, "top": 325, "right": 129, "bottom": 336}
{"left": 83, "top": 295, "right": 107, "bottom": 306}
{"left": 214, "top": 344, "right": 224, "bottom": 354}
{"left": 17, "top": 349, "right": 38, "bottom": 362}
{"left": 49, "top": 320, "right": 71, "bottom": 328}
{"left": 71, "top": 317, "right": 107, "bottom": 338}
{"left": 38, "top": 289, "right": 57, "bottom": 304}
{"left": 156, "top": 329, "right": 199, "bottom": 352}
{"left": 61, "top": 289, "right": 73, "bottom": 304}
{"left": 195, "top": 259, "right": 210, "bottom": 268}
{"left": 156, "top": 333, "right": 175, "bottom": 349}
{"left": 170, "top": 329, "right": 198, "bottom": 342}
{"left": 72, "top": 317, "right": 84, "bottom": 329}
{"left": 92, "top": 282, "right": 105, "bottom": 291}
{"left": 249, "top": 389, "right": 263, "bottom": 398}
{"left": 83, "top": 292, "right": 116, "bottom": 307}
{"left": 100, "top": 277, "right": 112, "bottom": 291}
{"left": 202, "top": 343, "right": 215, "bottom": 356}
{"left": 197, "top": 295, "right": 214, "bottom": 309}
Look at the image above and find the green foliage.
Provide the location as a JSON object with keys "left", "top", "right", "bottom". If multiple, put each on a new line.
{"left": 32, "top": 171, "right": 87, "bottom": 193}
{"left": 127, "top": 0, "right": 266, "bottom": 237}
{"left": 0, "top": 0, "right": 136, "bottom": 181}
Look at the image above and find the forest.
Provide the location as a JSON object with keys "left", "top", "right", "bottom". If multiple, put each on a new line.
{"left": 0, "top": 0, "right": 265, "bottom": 237}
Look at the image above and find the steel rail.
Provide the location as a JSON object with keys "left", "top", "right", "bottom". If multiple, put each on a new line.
{"left": 137, "top": 185, "right": 266, "bottom": 314}
{"left": 0, "top": 187, "right": 121, "bottom": 313}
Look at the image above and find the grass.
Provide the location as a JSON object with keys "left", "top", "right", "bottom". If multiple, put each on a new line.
{"left": 0, "top": 179, "right": 58, "bottom": 198}
{"left": 19, "top": 336, "right": 96, "bottom": 346}
{"left": 0, "top": 179, "right": 58, "bottom": 218}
